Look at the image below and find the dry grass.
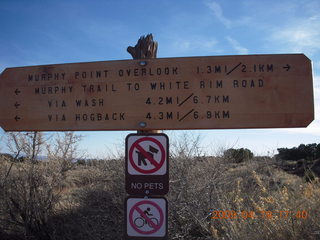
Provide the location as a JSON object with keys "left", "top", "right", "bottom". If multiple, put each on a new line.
{"left": 207, "top": 158, "right": 320, "bottom": 240}
{"left": 0, "top": 147, "right": 319, "bottom": 239}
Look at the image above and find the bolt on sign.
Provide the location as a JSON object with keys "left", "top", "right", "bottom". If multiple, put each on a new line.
{"left": 126, "top": 133, "right": 169, "bottom": 196}
{"left": 124, "top": 197, "right": 168, "bottom": 240}
{"left": 0, "top": 54, "right": 314, "bottom": 131}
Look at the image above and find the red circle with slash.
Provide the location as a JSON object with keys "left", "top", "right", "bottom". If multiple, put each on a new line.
{"left": 129, "top": 137, "right": 165, "bottom": 174}
{"left": 129, "top": 200, "right": 164, "bottom": 235}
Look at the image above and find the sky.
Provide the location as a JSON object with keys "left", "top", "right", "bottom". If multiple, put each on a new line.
{"left": 0, "top": 0, "right": 319, "bottom": 158}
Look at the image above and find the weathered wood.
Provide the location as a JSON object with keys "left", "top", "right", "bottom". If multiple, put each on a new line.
{"left": 0, "top": 54, "right": 314, "bottom": 131}
{"left": 127, "top": 34, "right": 158, "bottom": 59}
{"left": 128, "top": 34, "right": 159, "bottom": 133}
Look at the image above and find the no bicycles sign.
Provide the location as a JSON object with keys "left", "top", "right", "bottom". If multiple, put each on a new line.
{"left": 124, "top": 197, "right": 168, "bottom": 239}
{"left": 125, "top": 133, "right": 169, "bottom": 195}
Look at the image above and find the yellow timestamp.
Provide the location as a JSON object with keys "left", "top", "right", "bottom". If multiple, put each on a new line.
{"left": 211, "top": 210, "right": 308, "bottom": 220}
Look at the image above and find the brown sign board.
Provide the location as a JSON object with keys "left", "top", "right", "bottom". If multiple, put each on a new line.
{"left": 125, "top": 133, "right": 169, "bottom": 196}
{"left": 0, "top": 54, "right": 314, "bottom": 131}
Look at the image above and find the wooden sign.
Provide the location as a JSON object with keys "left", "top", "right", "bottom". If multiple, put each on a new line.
{"left": 0, "top": 54, "right": 314, "bottom": 131}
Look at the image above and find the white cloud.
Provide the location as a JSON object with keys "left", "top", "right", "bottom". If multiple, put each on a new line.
{"left": 0, "top": 64, "right": 6, "bottom": 74}
{"left": 315, "top": 75, "right": 320, "bottom": 87}
{"left": 225, "top": 36, "right": 248, "bottom": 54}
{"left": 279, "top": 120, "right": 320, "bottom": 136}
{"left": 175, "top": 40, "right": 191, "bottom": 51}
{"left": 278, "top": 116, "right": 320, "bottom": 137}
{"left": 206, "top": 1, "right": 231, "bottom": 28}
{"left": 270, "top": 15, "right": 320, "bottom": 56}
{"left": 201, "top": 39, "right": 218, "bottom": 49}
{"left": 313, "top": 76, "right": 320, "bottom": 100}
{"left": 168, "top": 37, "right": 220, "bottom": 56}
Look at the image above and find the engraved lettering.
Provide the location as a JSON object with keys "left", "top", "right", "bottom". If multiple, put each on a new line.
{"left": 34, "top": 86, "right": 73, "bottom": 94}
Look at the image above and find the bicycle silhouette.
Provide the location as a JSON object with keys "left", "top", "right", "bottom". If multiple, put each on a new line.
{"left": 134, "top": 216, "right": 159, "bottom": 228}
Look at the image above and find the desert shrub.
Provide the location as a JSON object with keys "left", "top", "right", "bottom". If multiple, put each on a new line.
{"left": 0, "top": 132, "right": 82, "bottom": 240}
{"left": 1, "top": 132, "right": 320, "bottom": 240}
{"left": 167, "top": 151, "right": 320, "bottom": 240}
{"left": 277, "top": 143, "right": 320, "bottom": 161}
{"left": 304, "top": 169, "right": 317, "bottom": 182}
{"left": 0, "top": 153, "right": 15, "bottom": 162}
{"left": 76, "top": 159, "right": 86, "bottom": 165}
{"left": 223, "top": 148, "right": 254, "bottom": 163}
{"left": 170, "top": 131, "right": 204, "bottom": 158}
{"left": 168, "top": 155, "right": 225, "bottom": 239}
{"left": 208, "top": 158, "right": 320, "bottom": 240}
{"left": 49, "top": 158, "right": 125, "bottom": 240}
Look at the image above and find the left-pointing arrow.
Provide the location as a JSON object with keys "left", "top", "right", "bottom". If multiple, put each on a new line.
{"left": 14, "top": 116, "right": 21, "bottom": 121}
{"left": 14, "top": 102, "right": 20, "bottom": 108}
{"left": 14, "top": 89, "right": 21, "bottom": 95}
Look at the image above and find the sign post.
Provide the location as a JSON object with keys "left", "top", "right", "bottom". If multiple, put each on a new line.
{"left": 0, "top": 34, "right": 315, "bottom": 240}
{"left": 124, "top": 35, "right": 169, "bottom": 240}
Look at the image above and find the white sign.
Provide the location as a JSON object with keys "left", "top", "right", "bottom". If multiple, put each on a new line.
{"left": 126, "top": 197, "right": 167, "bottom": 238}
{"left": 127, "top": 134, "right": 168, "bottom": 175}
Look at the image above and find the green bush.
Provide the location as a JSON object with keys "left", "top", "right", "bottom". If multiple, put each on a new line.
{"left": 223, "top": 148, "right": 254, "bottom": 163}
{"left": 277, "top": 143, "right": 320, "bottom": 161}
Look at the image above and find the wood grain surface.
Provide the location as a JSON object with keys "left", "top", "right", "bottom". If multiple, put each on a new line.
{"left": 0, "top": 54, "right": 314, "bottom": 131}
